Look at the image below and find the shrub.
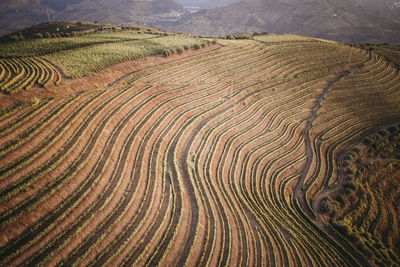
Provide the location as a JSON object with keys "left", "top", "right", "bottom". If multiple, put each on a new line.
{"left": 342, "top": 160, "right": 350, "bottom": 167}
{"left": 357, "top": 243, "right": 373, "bottom": 258}
{"left": 227, "top": 35, "right": 235, "bottom": 40}
{"left": 34, "top": 33, "right": 43, "bottom": 39}
{"left": 344, "top": 154, "right": 353, "bottom": 161}
{"left": 31, "top": 97, "right": 40, "bottom": 106}
{"left": 10, "top": 35, "right": 19, "bottom": 42}
{"left": 331, "top": 220, "right": 351, "bottom": 236}
{"left": 345, "top": 168, "right": 354, "bottom": 175}
{"left": 343, "top": 181, "right": 358, "bottom": 192}
{"left": 176, "top": 47, "right": 184, "bottom": 54}
{"left": 200, "top": 43, "right": 207, "bottom": 48}
{"left": 348, "top": 232, "right": 361, "bottom": 244}
{"left": 378, "top": 130, "right": 389, "bottom": 137}
{"left": 45, "top": 32, "right": 52, "bottom": 38}
{"left": 163, "top": 49, "right": 172, "bottom": 57}
{"left": 335, "top": 195, "right": 347, "bottom": 208}
{"left": 65, "top": 33, "right": 71, "bottom": 37}
{"left": 193, "top": 44, "right": 201, "bottom": 50}
{"left": 364, "top": 137, "right": 373, "bottom": 145}
{"left": 212, "top": 39, "right": 217, "bottom": 45}
{"left": 319, "top": 197, "right": 332, "bottom": 214}
{"left": 183, "top": 45, "right": 190, "bottom": 50}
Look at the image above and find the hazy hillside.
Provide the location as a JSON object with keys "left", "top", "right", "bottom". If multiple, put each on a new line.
{"left": 1, "top": 0, "right": 400, "bottom": 42}
{"left": 175, "top": 0, "right": 240, "bottom": 9}
{"left": 167, "top": 0, "right": 400, "bottom": 43}
{"left": 0, "top": 0, "right": 185, "bottom": 34}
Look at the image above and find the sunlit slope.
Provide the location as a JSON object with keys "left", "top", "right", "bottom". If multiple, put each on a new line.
{"left": 0, "top": 30, "right": 208, "bottom": 93}
{"left": 0, "top": 35, "right": 399, "bottom": 266}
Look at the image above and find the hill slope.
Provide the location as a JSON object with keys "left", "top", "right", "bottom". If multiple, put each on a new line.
{"left": 0, "top": 31, "right": 400, "bottom": 265}
{"left": 0, "top": 0, "right": 185, "bottom": 34}
{"left": 167, "top": 0, "right": 400, "bottom": 43}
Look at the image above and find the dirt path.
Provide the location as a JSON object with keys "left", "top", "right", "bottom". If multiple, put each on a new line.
{"left": 295, "top": 64, "right": 365, "bottom": 218}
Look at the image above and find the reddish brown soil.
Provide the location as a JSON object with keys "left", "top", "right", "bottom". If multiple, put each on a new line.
{"left": 0, "top": 45, "right": 221, "bottom": 110}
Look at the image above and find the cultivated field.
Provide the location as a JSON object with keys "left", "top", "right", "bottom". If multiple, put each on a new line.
{"left": 0, "top": 29, "right": 208, "bottom": 92}
{"left": 0, "top": 31, "right": 399, "bottom": 266}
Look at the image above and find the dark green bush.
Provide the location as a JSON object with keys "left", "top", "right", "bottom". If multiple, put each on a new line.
{"left": 163, "top": 49, "right": 172, "bottom": 57}
{"left": 331, "top": 220, "right": 351, "bottom": 236}
{"left": 10, "top": 35, "right": 19, "bottom": 42}
{"left": 343, "top": 181, "right": 358, "bottom": 192}
{"left": 34, "top": 33, "right": 43, "bottom": 39}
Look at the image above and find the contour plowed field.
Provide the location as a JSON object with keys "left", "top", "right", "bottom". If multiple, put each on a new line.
{"left": 0, "top": 39, "right": 399, "bottom": 266}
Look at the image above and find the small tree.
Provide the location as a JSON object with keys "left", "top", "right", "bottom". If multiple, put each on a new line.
{"left": 10, "top": 35, "right": 19, "bottom": 42}
{"left": 34, "top": 33, "right": 43, "bottom": 39}
{"left": 163, "top": 49, "right": 172, "bottom": 57}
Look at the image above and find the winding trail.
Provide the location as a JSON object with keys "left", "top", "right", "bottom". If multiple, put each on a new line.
{"left": 295, "top": 64, "right": 365, "bottom": 217}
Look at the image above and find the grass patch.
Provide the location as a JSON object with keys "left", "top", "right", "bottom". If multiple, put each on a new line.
{"left": 43, "top": 35, "right": 208, "bottom": 78}
{"left": 0, "top": 31, "right": 158, "bottom": 58}
{"left": 254, "top": 34, "right": 316, "bottom": 43}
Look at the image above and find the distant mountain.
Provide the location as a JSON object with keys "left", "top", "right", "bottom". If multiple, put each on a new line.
{"left": 175, "top": 0, "right": 240, "bottom": 9}
{"left": 1, "top": 0, "right": 400, "bottom": 43}
{"left": 167, "top": 0, "right": 400, "bottom": 43}
{"left": 0, "top": 29, "right": 10, "bottom": 37}
{"left": 0, "top": 0, "right": 185, "bottom": 34}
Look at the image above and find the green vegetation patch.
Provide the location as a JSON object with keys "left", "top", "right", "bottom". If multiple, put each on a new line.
{"left": 0, "top": 31, "right": 157, "bottom": 58}
{"left": 44, "top": 35, "right": 208, "bottom": 78}
{"left": 254, "top": 34, "right": 316, "bottom": 43}
{"left": 320, "top": 125, "right": 400, "bottom": 265}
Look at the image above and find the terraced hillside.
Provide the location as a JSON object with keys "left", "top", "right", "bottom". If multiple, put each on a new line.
{"left": 0, "top": 28, "right": 208, "bottom": 93}
{"left": 0, "top": 34, "right": 400, "bottom": 266}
